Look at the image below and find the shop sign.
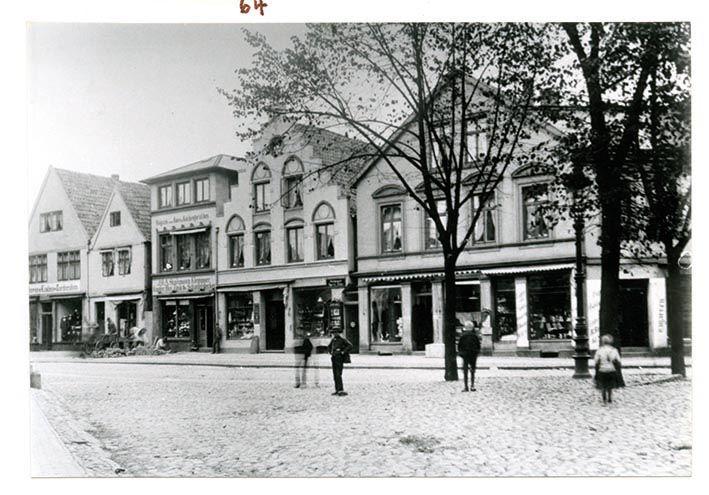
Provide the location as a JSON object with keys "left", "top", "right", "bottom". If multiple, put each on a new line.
{"left": 327, "top": 278, "right": 346, "bottom": 289}
{"left": 29, "top": 280, "right": 81, "bottom": 295}
{"left": 153, "top": 275, "right": 215, "bottom": 295}
{"left": 155, "top": 211, "right": 212, "bottom": 231}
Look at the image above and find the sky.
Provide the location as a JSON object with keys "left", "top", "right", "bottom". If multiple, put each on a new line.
{"left": 26, "top": 23, "right": 306, "bottom": 209}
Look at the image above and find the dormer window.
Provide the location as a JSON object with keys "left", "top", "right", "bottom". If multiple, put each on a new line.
{"left": 110, "top": 211, "right": 121, "bottom": 227}
{"left": 39, "top": 211, "right": 63, "bottom": 232}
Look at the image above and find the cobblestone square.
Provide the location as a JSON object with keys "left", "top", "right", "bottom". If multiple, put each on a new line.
{"left": 32, "top": 361, "right": 692, "bottom": 477}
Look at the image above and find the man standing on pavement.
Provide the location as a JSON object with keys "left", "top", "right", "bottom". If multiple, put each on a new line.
{"left": 327, "top": 329, "right": 353, "bottom": 396}
{"left": 458, "top": 320, "right": 481, "bottom": 392}
{"left": 294, "top": 333, "right": 314, "bottom": 388}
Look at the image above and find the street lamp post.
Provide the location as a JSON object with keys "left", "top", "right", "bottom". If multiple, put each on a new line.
{"left": 565, "top": 164, "right": 592, "bottom": 379}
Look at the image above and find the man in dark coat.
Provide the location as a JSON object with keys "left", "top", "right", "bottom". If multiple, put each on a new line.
{"left": 212, "top": 324, "right": 222, "bottom": 354}
{"left": 327, "top": 330, "right": 353, "bottom": 396}
{"left": 294, "top": 334, "right": 314, "bottom": 388}
{"left": 458, "top": 321, "right": 481, "bottom": 392}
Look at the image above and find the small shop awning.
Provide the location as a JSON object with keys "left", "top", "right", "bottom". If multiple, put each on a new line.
{"left": 170, "top": 227, "right": 207, "bottom": 235}
{"left": 106, "top": 293, "right": 144, "bottom": 303}
{"left": 480, "top": 263, "right": 574, "bottom": 276}
{"left": 360, "top": 269, "right": 480, "bottom": 284}
{"left": 217, "top": 281, "right": 292, "bottom": 293}
{"left": 156, "top": 293, "right": 214, "bottom": 300}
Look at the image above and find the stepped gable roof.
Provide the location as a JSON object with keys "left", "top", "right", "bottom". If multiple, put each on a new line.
{"left": 293, "top": 124, "right": 377, "bottom": 188}
{"left": 141, "top": 154, "right": 245, "bottom": 184}
{"left": 54, "top": 168, "right": 117, "bottom": 238}
{"left": 116, "top": 181, "right": 151, "bottom": 240}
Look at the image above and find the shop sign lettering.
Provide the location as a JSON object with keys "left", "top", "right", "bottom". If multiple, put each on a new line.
{"left": 153, "top": 275, "right": 215, "bottom": 295}
{"left": 29, "top": 280, "right": 82, "bottom": 295}
{"left": 155, "top": 211, "right": 212, "bottom": 230}
{"left": 327, "top": 278, "right": 346, "bottom": 288}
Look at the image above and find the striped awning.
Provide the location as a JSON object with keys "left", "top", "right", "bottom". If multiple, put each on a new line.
{"left": 361, "top": 269, "right": 480, "bottom": 284}
{"left": 480, "top": 263, "right": 574, "bottom": 276}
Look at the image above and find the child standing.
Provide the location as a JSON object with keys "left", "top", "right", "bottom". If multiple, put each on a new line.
{"left": 594, "top": 334, "right": 624, "bottom": 403}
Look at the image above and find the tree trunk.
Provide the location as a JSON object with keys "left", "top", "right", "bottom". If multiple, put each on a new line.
{"left": 598, "top": 184, "right": 623, "bottom": 348}
{"left": 443, "top": 256, "right": 459, "bottom": 381}
{"left": 665, "top": 246, "right": 687, "bottom": 377}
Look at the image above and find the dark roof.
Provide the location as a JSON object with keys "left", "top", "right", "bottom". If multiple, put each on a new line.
{"left": 117, "top": 181, "right": 151, "bottom": 240}
{"left": 54, "top": 168, "right": 149, "bottom": 239}
{"left": 141, "top": 154, "right": 245, "bottom": 184}
{"left": 292, "top": 125, "right": 376, "bottom": 188}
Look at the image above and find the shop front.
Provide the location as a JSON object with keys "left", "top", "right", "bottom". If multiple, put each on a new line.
{"left": 29, "top": 280, "right": 85, "bottom": 349}
{"left": 153, "top": 274, "right": 215, "bottom": 351}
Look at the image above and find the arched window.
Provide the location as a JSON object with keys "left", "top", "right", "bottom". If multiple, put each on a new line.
{"left": 282, "top": 156, "right": 304, "bottom": 209}
{"left": 252, "top": 163, "right": 272, "bottom": 212}
{"left": 285, "top": 218, "right": 305, "bottom": 263}
{"left": 226, "top": 215, "right": 245, "bottom": 268}
{"left": 253, "top": 222, "right": 271, "bottom": 266}
{"left": 313, "top": 202, "right": 335, "bottom": 260}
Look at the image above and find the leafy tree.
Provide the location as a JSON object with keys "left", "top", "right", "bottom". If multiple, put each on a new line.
{"left": 221, "top": 23, "right": 559, "bottom": 380}
{"left": 554, "top": 22, "right": 690, "bottom": 350}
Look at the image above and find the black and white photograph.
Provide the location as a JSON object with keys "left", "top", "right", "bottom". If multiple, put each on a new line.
{"left": 12, "top": 0, "right": 702, "bottom": 484}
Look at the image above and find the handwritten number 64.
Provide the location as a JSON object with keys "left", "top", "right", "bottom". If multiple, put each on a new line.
{"left": 240, "top": 0, "right": 268, "bottom": 15}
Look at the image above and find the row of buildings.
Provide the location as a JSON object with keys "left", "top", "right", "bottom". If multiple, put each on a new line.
{"left": 29, "top": 120, "right": 681, "bottom": 356}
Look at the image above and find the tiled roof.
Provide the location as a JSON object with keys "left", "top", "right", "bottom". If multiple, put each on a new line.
{"left": 117, "top": 181, "right": 151, "bottom": 240}
{"left": 142, "top": 154, "right": 244, "bottom": 184}
{"left": 292, "top": 125, "right": 377, "bottom": 188}
{"left": 54, "top": 168, "right": 150, "bottom": 239}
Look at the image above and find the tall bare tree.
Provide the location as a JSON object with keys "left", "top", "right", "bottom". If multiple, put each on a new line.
{"left": 221, "top": 23, "right": 558, "bottom": 379}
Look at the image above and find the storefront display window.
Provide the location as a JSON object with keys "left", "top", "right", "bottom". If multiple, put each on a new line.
{"left": 160, "top": 235, "right": 174, "bottom": 271}
{"left": 196, "top": 231, "right": 210, "bottom": 268}
{"left": 493, "top": 277, "right": 517, "bottom": 341}
{"left": 226, "top": 293, "right": 254, "bottom": 339}
{"left": 527, "top": 272, "right": 572, "bottom": 340}
{"left": 163, "top": 300, "right": 192, "bottom": 339}
{"left": 294, "top": 287, "right": 331, "bottom": 338}
{"left": 455, "top": 283, "right": 481, "bottom": 335}
{"left": 370, "top": 287, "right": 402, "bottom": 342}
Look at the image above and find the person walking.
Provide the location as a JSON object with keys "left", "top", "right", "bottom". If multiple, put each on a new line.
{"left": 294, "top": 334, "right": 314, "bottom": 388}
{"left": 327, "top": 330, "right": 353, "bottom": 396}
{"left": 594, "top": 334, "right": 624, "bottom": 403}
{"left": 458, "top": 320, "right": 481, "bottom": 392}
{"left": 212, "top": 324, "right": 222, "bottom": 354}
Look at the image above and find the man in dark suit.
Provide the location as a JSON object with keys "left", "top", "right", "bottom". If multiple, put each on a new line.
{"left": 458, "top": 321, "right": 481, "bottom": 392}
{"left": 327, "top": 330, "right": 353, "bottom": 396}
{"left": 294, "top": 334, "right": 314, "bottom": 388}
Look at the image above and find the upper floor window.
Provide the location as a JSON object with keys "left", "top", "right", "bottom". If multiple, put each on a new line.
{"left": 118, "top": 248, "right": 132, "bottom": 275}
{"left": 228, "top": 175, "right": 239, "bottom": 201}
{"left": 226, "top": 215, "right": 245, "bottom": 268}
{"left": 425, "top": 200, "right": 447, "bottom": 250}
{"left": 282, "top": 157, "right": 304, "bottom": 209}
{"left": 176, "top": 181, "right": 191, "bottom": 206}
{"left": 381, "top": 204, "right": 403, "bottom": 253}
{"left": 40, "top": 211, "right": 63, "bottom": 233}
{"left": 159, "top": 229, "right": 211, "bottom": 272}
{"left": 29, "top": 255, "right": 47, "bottom": 283}
{"left": 101, "top": 251, "right": 115, "bottom": 277}
{"left": 252, "top": 163, "right": 271, "bottom": 213}
{"left": 254, "top": 224, "right": 271, "bottom": 266}
{"left": 286, "top": 221, "right": 304, "bottom": 263}
{"left": 313, "top": 202, "right": 336, "bottom": 260}
{"left": 195, "top": 178, "right": 210, "bottom": 203}
{"left": 159, "top": 185, "right": 173, "bottom": 208}
{"left": 466, "top": 123, "right": 488, "bottom": 161}
{"left": 473, "top": 193, "right": 497, "bottom": 244}
{"left": 109, "top": 211, "right": 121, "bottom": 227}
{"left": 57, "top": 251, "right": 80, "bottom": 281}
{"left": 522, "top": 183, "right": 550, "bottom": 240}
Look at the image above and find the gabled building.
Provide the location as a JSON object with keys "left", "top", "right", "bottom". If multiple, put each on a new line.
{"left": 214, "top": 122, "right": 370, "bottom": 353}
{"left": 87, "top": 179, "right": 152, "bottom": 340}
{"left": 29, "top": 167, "right": 148, "bottom": 349}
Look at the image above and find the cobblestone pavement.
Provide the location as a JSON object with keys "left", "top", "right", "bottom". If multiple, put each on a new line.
{"left": 32, "top": 362, "right": 692, "bottom": 477}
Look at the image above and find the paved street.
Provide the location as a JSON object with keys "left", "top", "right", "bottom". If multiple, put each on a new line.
{"left": 31, "top": 360, "right": 692, "bottom": 477}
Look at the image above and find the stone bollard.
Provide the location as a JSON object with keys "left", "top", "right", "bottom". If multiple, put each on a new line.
{"left": 30, "top": 366, "right": 41, "bottom": 389}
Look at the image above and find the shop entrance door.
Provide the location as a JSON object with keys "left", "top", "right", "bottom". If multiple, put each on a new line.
{"left": 345, "top": 304, "right": 359, "bottom": 353}
{"left": 265, "top": 293, "right": 285, "bottom": 350}
{"left": 412, "top": 295, "right": 433, "bottom": 351}
{"left": 196, "top": 304, "right": 214, "bottom": 349}
{"left": 96, "top": 302, "right": 105, "bottom": 334}
{"left": 40, "top": 303, "right": 53, "bottom": 350}
{"left": 117, "top": 301, "right": 137, "bottom": 336}
{"left": 618, "top": 280, "right": 649, "bottom": 348}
